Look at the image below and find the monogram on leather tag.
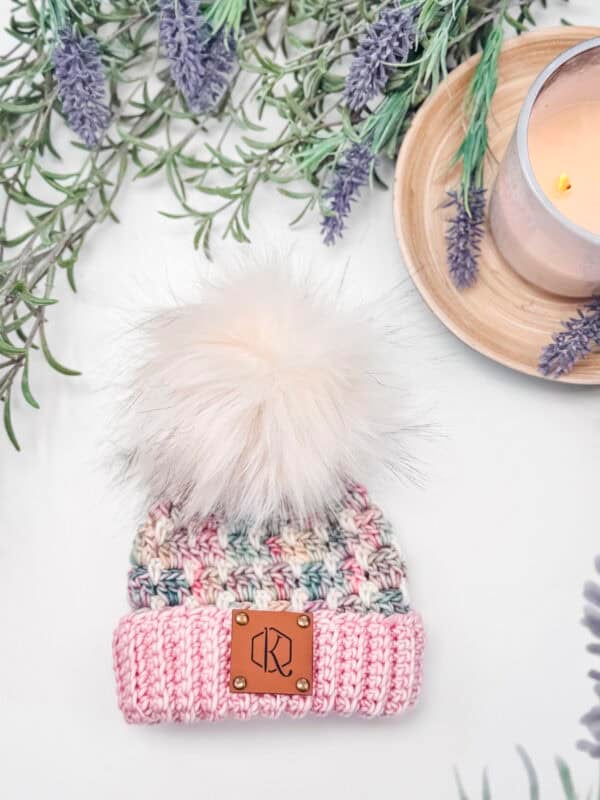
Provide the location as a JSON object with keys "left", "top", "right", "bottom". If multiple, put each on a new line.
{"left": 229, "top": 610, "right": 313, "bottom": 695}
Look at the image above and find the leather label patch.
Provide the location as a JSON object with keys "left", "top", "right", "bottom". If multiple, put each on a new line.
{"left": 229, "top": 610, "right": 313, "bottom": 695}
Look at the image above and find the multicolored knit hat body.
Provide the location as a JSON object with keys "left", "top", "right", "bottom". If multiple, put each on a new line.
{"left": 112, "top": 267, "right": 424, "bottom": 723}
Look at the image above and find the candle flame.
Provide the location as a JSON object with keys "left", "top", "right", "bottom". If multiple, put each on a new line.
{"left": 557, "top": 173, "right": 572, "bottom": 193}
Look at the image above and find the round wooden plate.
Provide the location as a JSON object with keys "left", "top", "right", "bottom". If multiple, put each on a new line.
{"left": 394, "top": 26, "right": 600, "bottom": 384}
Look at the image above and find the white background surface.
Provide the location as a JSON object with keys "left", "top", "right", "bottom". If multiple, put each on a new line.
{"left": 2, "top": 2, "right": 600, "bottom": 798}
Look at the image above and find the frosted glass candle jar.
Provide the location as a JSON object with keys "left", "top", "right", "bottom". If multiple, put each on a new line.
{"left": 489, "top": 38, "right": 600, "bottom": 298}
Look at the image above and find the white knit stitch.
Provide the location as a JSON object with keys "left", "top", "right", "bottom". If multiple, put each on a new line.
{"left": 215, "top": 589, "right": 236, "bottom": 609}
{"left": 338, "top": 508, "right": 359, "bottom": 534}
{"left": 183, "top": 558, "right": 197, "bottom": 587}
{"left": 358, "top": 580, "right": 379, "bottom": 607}
{"left": 323, "top": 553, "right": 339, "bottom": 577}
{"left": 326, "top": 587, "right": 342, "bottom": 610}
{"left": 290, "top": 588, "right": 308, "bottom": 611}
{"left": 154, "top": 514, "right": 174, "bottom": 546}
{"left": 148, "top": 557, "right": 163, "bottom": 585}
{"left": 254, "top": 589, "right": 272, "bottom": 609}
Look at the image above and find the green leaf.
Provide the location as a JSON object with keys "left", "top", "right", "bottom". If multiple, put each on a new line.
{"left": 7, "top": 186, "right": 54, "bottom": 208}
{"left": 26, "top": 0, "right": 40, "bottom": 22}
{"left": 38, "top": 168, "right": 79, "bottom": 181}
{"left": 0, "top": 98, "right": 45, "bottom": 114}
{"left": 177, "top": 153, "right": 211, "bottom": 169}
{"left": 236, "top": 105, "right": 265, "bottom": 133}
{"left": 362, "top": 89, "right": 411, "bottom": 154}
{"left": 453, "top": 768, "right": 469, "bottom": 800}
{"left": 117, "top": 125, "right": 161, "bottom": 152}
{"left": 240, "top": 192, "right": 251, "bottom": 230}
{"left": 136, "top": 155, "right": 167, "bottom": 178}
{"left": 39, "top": 325, "right": 80, "bottom": 376}
{"left": 321, "top": 73, "right": 345, "bottom": 93}
{"left": 482, "top": 770, "right": 491, "bottom": 800}
{"left": 205, "top": 0, "right": 246, "bottom": 36}
{"left": 556, "top": 758, "right": 577, "bottom": 800}
{"left": 158, "top": 211, "right": 189, "bottom": 219}
{"left": 165, "top": 156, "right": 186, "bottom": 202}
{"left": 132, "top": 16, "right": 156, "bottom": 49}
{"left": 3, "top": 389, "right": 20, "bottom": 451}
{"left": 224, "top": 209, "right": 250, "bottom": 244}
{"left": 0, "top": 337, "right": 26, "bottom": 357}
{"left": 58, "top": 253, "right": 78, "bottom": 293}
{"left": 204, "top": 144, "right": 241, "bottom": 171}
{"left": 193, "top": 216, "right": 213, "bottom": 260}
{"left": 3, "top": 312, "right": 34, "bottom": 334}
{"left": 0, "top": 228, "right": 35, "bottom": 248}
{"left": 14, "top": 282, "right": 57, "bottom": 306}
{"left": 246, "top": 45, "right": 282, "bottom": 76}
{"left": 288, "top": 196, "right": 316, "bottom": 227}
{"left": 240, "top": 135, "right": 273, "bottom": 151}
{"left": 196, "top": 183, "right": 241, "bottom": 200}
{"left": 295, "top": 133, "right": 344, "bottom": 175}
{"left": 277, "top": 188, "right": 314, "bottom": 200}
{"left": 516, "top": 746, "right": 540, "bottom": 800}
{"left": 21, "top": 353, "right": 39, "bottom": 409}
{"left": 138, "top": 113, "right": 165, "bottom": 139}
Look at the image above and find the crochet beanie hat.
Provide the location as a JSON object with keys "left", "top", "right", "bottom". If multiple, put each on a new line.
{"left": 112, "top": 267, "right": 425, "bottom": 723}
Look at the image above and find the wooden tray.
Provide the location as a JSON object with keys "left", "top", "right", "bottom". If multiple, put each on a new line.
{"left": 394, "top": 27, "right": 600, "bottom": 384}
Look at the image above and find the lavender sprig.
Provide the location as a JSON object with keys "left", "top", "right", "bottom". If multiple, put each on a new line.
{"left": 444, "top": 188, "right": 486, "bottom": 289}
{"left": 539, "top": 298, "right": 600, "bottom": 378}
{"left": 579, "top": 556, "right": 600, "bottom": 758}
{"left": 321, "top": 142, "right": 374, "bottom": 245}
{"left": 159, "top": 0, "right": 235, "bottom": 114}
{"left": 444, "top": 21, "right": 504, "bottom": 288}
{"left": 344, "top": 3, "right": 419, "bottom": 112}
{"left": 52, "top": 28, "right": 110, "bottom": 148}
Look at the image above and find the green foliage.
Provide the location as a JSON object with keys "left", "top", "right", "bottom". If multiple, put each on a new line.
{"left": 455, "top": 747, "right": 600, "bottom": 799}
{"left": 0, "top": 0, "right": 549, "bottom": 448}
{"left": 451, "top": 0, "right": 560, "bottom": 210}
{"left": 452, "top": 6, "right": 505, "bottom": 208}
{"left": 204, "top": 0, "right": 247, "bottom": 35}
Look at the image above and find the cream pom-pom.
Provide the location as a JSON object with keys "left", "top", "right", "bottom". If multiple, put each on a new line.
{"left": 125, "top": 266, "right": 411, "bottom": 522}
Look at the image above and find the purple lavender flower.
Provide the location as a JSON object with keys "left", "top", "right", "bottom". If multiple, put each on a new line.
{"left": 344, "top": 3, "right": 420, "bottom": 112}
{"left": 539, "top": 297, "right": 600, "bottom": 378}
{"left": 579, "top": 556, "right": 600, "bottom": 758}
{"left": 321, "top": 142, "right": 374, "bottom": 245}
{"left": 52, "top": 28, "right": 110, "bottom": 148}
{"left": 159, "top": 0, "right": 235, "bottom": 114}
{"left": 444, "top": 187, "right": 486, "bottom": 289}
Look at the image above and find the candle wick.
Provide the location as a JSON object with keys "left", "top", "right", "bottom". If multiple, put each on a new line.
{"left": 557, "top": 173, "right": 572, "bottom": 193}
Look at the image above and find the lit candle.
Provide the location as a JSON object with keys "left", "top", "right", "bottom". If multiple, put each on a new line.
{"left": 490, "top": 38, "right": 600, "bottom": 298}
{"left": 529, "top": 84, "right": 600, "bottom": 235}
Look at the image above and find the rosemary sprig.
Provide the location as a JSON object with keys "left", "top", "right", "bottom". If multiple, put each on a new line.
{"left": 454, "top": 16, "right": 504, "bottom": 207}
{"left": 444, "top": 4, "right": 506, "bottom": 289}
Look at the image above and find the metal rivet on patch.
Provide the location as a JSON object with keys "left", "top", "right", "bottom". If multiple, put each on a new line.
{"left": 296, "top": 678, "right": 310, "bottom": 693}
{"left": 235, "top": 611, "right": 249, "bottom": 626}
{"left": 232, "top": 676, "right": 247, "bottom": 690}
{"left": 297, "top": 614, "right": 310, "bottom": 628}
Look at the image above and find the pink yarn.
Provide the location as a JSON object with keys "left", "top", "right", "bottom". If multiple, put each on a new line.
{"left": 113, "top": 606, "right": 424, "bottom": 723}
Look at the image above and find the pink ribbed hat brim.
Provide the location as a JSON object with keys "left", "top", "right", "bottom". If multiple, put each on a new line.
{"left": 113, "top": 605, "right": 424, "bottom": 723}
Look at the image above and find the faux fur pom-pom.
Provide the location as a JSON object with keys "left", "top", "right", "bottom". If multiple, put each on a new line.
{"left": 125, "top": 267, "right": 411, "bottom": 522}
